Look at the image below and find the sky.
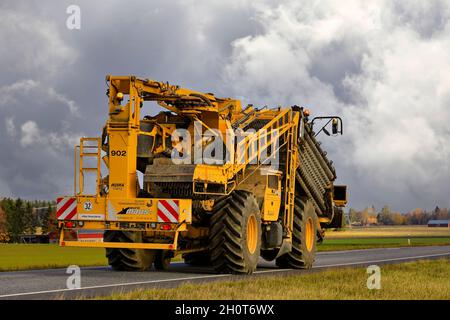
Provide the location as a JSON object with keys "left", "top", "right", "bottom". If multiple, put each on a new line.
{"left": 0, "top": 0, "right": 449, "bottom": 212}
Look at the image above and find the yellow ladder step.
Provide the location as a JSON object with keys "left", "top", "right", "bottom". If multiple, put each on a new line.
{"left": 80, "top": 153, "right": 99, "bottom": 156}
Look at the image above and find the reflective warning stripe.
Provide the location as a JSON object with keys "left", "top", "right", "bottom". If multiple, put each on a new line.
{"left": 77, "top": 229, "right": 104, "bottom": 242}
{"left": 157, "top": 199, "right": 179, "bottom": 223}
{"left": 57, "top": 197, "right": 77, "bottom": 220}
{"left": 77, "top": 230, "right": 104, "bottom": 239}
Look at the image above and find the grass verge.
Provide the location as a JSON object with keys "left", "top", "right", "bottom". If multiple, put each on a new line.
{"left": 102, "top": 259, "right": 450, "bottom": 300}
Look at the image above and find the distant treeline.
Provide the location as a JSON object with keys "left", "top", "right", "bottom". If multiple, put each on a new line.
{"left": 0, "top": 198, "right": 57, "bottom": 243}
{"left": 348, "top": 206, "right": 450, "bottom": 226}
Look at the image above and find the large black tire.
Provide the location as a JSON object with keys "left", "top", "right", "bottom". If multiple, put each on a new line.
{"left": 183, "top": 251, "right": 211, "bottom": 266}
{"left": 154, "top": 250, "right": 172, "bottom": 271}
{"left": 105, "top": 231, "right": 155, "bottom": 271}
{"left": 209, "top": 190, "right": 261, "bottom": 274}
{"left": 276, "top": 198, "right": 317, "bottom": 269}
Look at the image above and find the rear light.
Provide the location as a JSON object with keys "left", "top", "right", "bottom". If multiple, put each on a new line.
{"left": 160, "top": 224, "right": 171, "bottom": 230}
{"left": 65, "top": 221, "right": 75, "bottom": 228}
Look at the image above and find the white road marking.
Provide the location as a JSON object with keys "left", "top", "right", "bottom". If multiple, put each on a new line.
{"left": 0, "top": 274, "right": 231, "bottom": 298}
{"left": 318, "top": 247, "right": 403, "bottom": 255}
{"left": 0, "top": 251, "right": 448, "bottom": 298}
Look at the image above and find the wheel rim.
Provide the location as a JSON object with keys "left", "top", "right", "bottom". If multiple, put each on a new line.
{"left": 246, "top": 214, "right": 258, "bottom": 254}
{"left": 305, "top": 217, "right": 314, "bottom": 252}
{"left": 162, "top": 251, "right": 171, "bottom": 267}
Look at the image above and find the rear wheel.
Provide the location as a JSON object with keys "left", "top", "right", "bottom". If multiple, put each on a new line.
{"left": 105, "top": 231, "right": 155, "bottom": 271}
{"left": 209, "top": 190, "right": 261, "bottom": 274}
{"left": 276, "top": 198, "right": 317, "bottom": 269}
{"left": 154, "top": 250, "right": 172, "bottom": 271}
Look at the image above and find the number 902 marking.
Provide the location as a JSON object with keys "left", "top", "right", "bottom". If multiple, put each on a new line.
{"left": 110, "top": 150, "right": 126, "bottom": 156}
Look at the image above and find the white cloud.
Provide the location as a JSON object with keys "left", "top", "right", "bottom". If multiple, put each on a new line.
{"left": 224, "top": 0, "right": 450, "bottom": 210}
{"left": 0, "top": 79, "right": 80, "bottom": 116}
{"left": 20, "top": 120, "right": 80, "bottom": 152}
{"left": 0, "top": 80, "right": 39, "bottom": 104}
{"left": 47, "top": 87, "right": 80, "bottom": 117}
{"left": 5, "top": 117, "right": 16, "bottom": 137}
{"left": 20, "top": 120, "right": 40, "bottom": 146}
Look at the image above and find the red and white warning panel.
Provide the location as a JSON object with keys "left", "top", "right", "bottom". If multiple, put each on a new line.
{"left": 77, "top": 229, "right": 104, "bottom": 242}
{"left": 157, "top": 199, "right": 180, "bottom": 223}
{"left": 57, "top": 197, "right": 77, "bottom": 220}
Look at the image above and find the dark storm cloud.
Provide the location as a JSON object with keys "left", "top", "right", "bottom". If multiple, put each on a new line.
{"left": 0, "top": 0, "right": 449, "bottom": 212}
{"left": 0, "top": 0, "right": 260, "bottom": 199}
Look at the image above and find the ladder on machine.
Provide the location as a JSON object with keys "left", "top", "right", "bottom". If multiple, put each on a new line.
{"left": 75, "top": 137, "right": 102, "bottom": 197}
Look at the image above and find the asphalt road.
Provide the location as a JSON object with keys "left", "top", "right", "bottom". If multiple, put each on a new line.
{"left": 1, "top": 245, "right": 449, "bottom": 300}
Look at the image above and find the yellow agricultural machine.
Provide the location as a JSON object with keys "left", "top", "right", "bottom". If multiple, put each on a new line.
{"left": 57, "top": 75, "right": 347, "bottom": 274}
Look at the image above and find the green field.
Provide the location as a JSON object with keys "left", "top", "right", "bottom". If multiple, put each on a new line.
{"left": 320, "top": 237, "right": 450, "bottom": 251}
{"left": 102, "top": 259, "right": 450, "bottom": 300}
{"left": 319, "top": 225, "right": 450, "bottom": 251}
{"left": 1, "top": 226, "right": 449, "bottom": 271}
{"left": 326, "top": 226, "right": 450, "bottom": 238}
{"left": 0, "top": 244, "right": 106, "bottom": 271}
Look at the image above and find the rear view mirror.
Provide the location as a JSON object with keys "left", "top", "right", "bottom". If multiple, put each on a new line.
{"left": 332, "top": 118, "right": 338, "bottom": 135}
{"left": 310, "top": 116, "right": 343, "bottom": 137}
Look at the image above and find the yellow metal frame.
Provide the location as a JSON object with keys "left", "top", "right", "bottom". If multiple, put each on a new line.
{"left": 282, "top": 111, "right": 300, "bottom": 240}
{"left": 60, "top": 222, "right": 186, "bottom": 250}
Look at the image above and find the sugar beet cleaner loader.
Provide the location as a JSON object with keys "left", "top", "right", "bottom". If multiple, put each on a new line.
{"left": 57, "top": 75, "right": 347, "bottom": 274}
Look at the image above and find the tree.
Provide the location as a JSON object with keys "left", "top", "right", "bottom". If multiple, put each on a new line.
{"left": 405, "top": 208, "right": 429, "bottom": 225}
{"left": 47, "top": 204, "right": 57, "bottom": 233}
{"left": 0, "top": 200, "right": 10, "bottom": 242}
{"left": 349, "top": 208, "right": 358, "bottom": 224}
{"left": 5, "top": 198, "right": 23, "bottom": 242}
{"left": 441, "top": 208, "right": 450, "bottom": 220}
{"left": 360, "top": 208, "right": 370, "bottom": 225}
{"left": 432, "top": 206, "right": 449, "bottom": 220}
{"left": 377, "top": 205, "right": 393, "bottom": 225}
{"left": 0, "top": 200, "right": 6, "bottom": 233}
{"left": 24, "top": 201, "right": 34, "bottom": 234}
{"left": 4, "top": 198, "right": 38, "bottom": 242}
{"left": 391, "top": 212, "right": 406, "bottom": 225}
{"left": 41, "top": 204, "right": 57, "bottom": 234}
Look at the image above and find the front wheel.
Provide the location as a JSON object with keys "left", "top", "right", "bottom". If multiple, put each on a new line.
{"left": 276, "top": 198, "right": 317, "bottom": 269}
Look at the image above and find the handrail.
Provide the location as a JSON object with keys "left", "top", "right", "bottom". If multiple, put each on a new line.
{"left": 233, "top": 109, "right": 292, "bottom": 173}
